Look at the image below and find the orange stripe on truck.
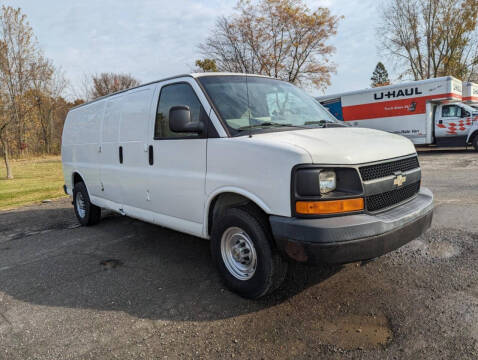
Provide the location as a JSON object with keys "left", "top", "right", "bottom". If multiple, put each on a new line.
{"left": 342, "top": 93, "right": 462, "bottom": 121}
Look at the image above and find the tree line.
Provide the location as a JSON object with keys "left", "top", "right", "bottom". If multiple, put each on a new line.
{"left": 0, "top": 6, "right": 140, "bottom": 179}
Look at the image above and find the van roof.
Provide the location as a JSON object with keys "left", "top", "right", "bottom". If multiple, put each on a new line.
{"left": 192, "top": 72, "right": 272, "bottom": 79}
{"left": 71, "top": 72, "right": 275, "bottom": 110}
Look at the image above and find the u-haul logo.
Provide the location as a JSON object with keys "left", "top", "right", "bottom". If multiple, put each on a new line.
{"left": 374, "top": 87, "right": 422, "bottom": 100}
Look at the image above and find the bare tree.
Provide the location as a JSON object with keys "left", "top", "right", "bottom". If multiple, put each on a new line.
{"left": 197, "top": 0, "right": 341, "bottom": 89}
{"left": 0, "top": 93, "right": 12, "bottom": 178}
{"left": 0, "top": 6, "right": 45, "bottom": 177}
{"left": 30, "top": 59, "right": 68, "bottom": 153}
{"left": 88, "top": 73, "right": 140, "bottom": 99}
{"left": 380, "top": 0, "right": 478, "bottom": 80}
{"left": 0, "top": 6, "right": 75, "bottom": 177}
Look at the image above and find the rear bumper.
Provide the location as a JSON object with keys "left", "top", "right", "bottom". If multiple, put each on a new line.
{"left": 269, "top": 187, "right": 433, "bottom": 264}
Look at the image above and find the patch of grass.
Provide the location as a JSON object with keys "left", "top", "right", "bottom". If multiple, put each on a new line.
{"left": 0, "top": 156, "right": 67, "bottom": 211}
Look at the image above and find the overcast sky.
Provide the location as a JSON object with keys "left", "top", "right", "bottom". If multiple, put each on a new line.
{"left": 7, "top": 0, "right": 389, "bottom": 98}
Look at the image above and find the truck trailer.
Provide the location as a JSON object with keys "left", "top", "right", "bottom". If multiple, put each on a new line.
{"left": 463, "top": 81, "right": 478, "bottom": 110}
{"left": 317, "top": 76, "right": 478, "bottom": 151}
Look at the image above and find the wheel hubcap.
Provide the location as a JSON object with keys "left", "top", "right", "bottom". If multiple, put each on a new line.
{"left": 76, "top": 192, "right": 86, "bottom": 218}
{"left": 221, "top": 227, "right": 257, "bottom": 280}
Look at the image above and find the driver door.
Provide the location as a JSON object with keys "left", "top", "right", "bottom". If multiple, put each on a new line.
{"left": 436, "top": 104, "right": 462, "bottom": 137}
{"left": 145, "top": 79, "right": 208, "bottom": 236}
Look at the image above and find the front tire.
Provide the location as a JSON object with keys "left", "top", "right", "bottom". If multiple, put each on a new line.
{"left": 210, "top": 206, "right": 287, "bottom": 299}
{"left": 472, "top": 136, "right": 478, "bottom": 152}
{"left": 73, "top": 182, "right": 101, "bottom": 226}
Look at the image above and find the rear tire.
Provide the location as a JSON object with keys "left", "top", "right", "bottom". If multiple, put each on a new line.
{"left": 73, "top": 182, "right": 101, "bottom": 226}
{"left": 210, "top": 206, "right": 287, "bottom": 299}
{"left": 472, "top": 136, "right": 478, "bottom": 152}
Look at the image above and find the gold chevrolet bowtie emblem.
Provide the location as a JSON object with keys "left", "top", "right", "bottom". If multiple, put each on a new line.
{"left": 393, "top": 174, "right": 407, "bottom": 187}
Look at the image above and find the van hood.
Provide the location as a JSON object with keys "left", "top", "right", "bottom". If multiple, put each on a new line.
{"left": 254, "top": 127, "right": 416, "bottom": 164}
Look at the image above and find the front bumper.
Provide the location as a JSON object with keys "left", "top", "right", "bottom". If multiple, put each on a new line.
{"left": 270, "top": 187, "right": 433, "bottom": 264}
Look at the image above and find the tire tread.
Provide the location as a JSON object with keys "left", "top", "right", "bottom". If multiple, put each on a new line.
{"left": 210, "top": 204, "right": 287, "bottom": 299}
{"left": 73, "top": 182, "right": 101, "bottom": 226}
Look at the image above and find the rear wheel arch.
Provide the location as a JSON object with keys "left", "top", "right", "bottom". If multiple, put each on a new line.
{"left": 72, "top": 172, "right": 85, "bottom": 186}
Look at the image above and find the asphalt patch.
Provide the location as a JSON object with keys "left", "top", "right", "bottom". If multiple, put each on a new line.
{"left": 99, "top": 259, "right": 123, "bottom": 270}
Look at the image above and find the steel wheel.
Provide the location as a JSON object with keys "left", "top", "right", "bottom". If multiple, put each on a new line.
{"left": 220, "top": 226, "right": 257, "bottom": 280}
{"left": 75, "top": 191, "right": 86, "bottom": 219}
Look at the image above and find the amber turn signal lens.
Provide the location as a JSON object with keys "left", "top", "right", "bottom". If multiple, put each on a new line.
{"left": 295, "top": 198, "right": 364, "bottom": 215}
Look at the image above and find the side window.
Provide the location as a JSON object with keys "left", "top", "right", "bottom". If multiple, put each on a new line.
{"left": 154, "top": 82, "right": 204, "bottom": 139}
{"left": 442, "top": 105, "right": 459, "bottom": 118}
{"left": 461, "top": 108, "right": 470, "bottom": 118}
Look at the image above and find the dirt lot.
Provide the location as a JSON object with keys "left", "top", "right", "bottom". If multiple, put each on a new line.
{"left": 0, "top": 149, "right": 477, "bottom": 359}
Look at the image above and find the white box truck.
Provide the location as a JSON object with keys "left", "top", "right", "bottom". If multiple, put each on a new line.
{"left": 317, "top": 76, "right": 478, "bottom": 151}
{"left": 463, "top": 81, "right": 478, "bottom": 110}
{"left": 62, "top": 73, "right": 433, "bottom": 298}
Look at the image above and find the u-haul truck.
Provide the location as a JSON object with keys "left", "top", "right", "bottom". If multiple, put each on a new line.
{"left": 463, "top": 82, "right": 478, "bottom": 110}
{"left": 317, "top": 76, "right": 478, "bottom": 151}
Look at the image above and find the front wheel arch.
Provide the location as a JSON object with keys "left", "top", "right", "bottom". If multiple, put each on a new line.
{"left": 206, "top": 191, "right": 271, "bottom": 237}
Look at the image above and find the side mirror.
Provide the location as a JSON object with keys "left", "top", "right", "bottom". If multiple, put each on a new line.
{"left": 169, "top": 106, "right": 204, "bottom": 134}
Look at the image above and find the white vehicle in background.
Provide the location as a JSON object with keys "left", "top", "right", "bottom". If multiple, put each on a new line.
{"left": 317, "top": 76, "right": 478, "bottom": 151}
{"left": 62, "top": 73, "right": 433, "bottom": 298}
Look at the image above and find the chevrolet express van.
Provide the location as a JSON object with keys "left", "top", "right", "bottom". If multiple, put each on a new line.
{"left": 62, "top": 73, "right": 433, "bottom": 298}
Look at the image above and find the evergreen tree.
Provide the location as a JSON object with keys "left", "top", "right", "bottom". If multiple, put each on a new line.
{"left": 371, "top": 62, "right": 390, "bottom": 87}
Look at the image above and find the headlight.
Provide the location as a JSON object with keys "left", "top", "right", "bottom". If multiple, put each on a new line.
{"left": 319, "top": 170, "right": 336, "bottom": 194}
{"left": 295, "top": 168, "right": 336, "bottom": 196}
{"left": 293, "top": 167, "right": 364, "bottom": 216}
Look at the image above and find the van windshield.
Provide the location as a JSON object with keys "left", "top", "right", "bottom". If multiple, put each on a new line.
{"left": 197, "top": 75, "right": 339, "bottom": 134}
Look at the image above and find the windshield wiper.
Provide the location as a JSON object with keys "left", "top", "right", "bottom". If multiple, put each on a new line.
{"left": 238, "top": 122, "right": 299, "bottom": 131}
{"left": 304, "top": 120, "right": 345, "bottom": 128}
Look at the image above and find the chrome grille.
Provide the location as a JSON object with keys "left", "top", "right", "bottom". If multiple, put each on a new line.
{"left": 359, "top": 156, "right": 420, "bottom": 181}
{"left": 366, "top": 181, "right": 420, "bottom": 212}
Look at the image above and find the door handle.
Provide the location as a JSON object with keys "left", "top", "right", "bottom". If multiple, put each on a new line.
{"left": 119, "top": 146, "right": 123, "bottom": 164}
{"left": 148, "top": 145, "right": 153, "bottom": 165}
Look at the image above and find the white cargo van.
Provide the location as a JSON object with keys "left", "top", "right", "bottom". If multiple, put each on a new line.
{"left": 62, "top": 73, "right": 433, "bottom": 298}
{"left": 317, "top": 77, "right": 478, "bottom": 151}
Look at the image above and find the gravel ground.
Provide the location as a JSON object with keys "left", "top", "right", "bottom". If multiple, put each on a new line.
{"left": 0, "top": 149, "right": 477, "bottom": 359}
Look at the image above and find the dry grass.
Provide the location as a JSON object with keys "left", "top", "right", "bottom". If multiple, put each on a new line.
{"left": 0, "top": 156, "right": 67, "bottom": 211}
